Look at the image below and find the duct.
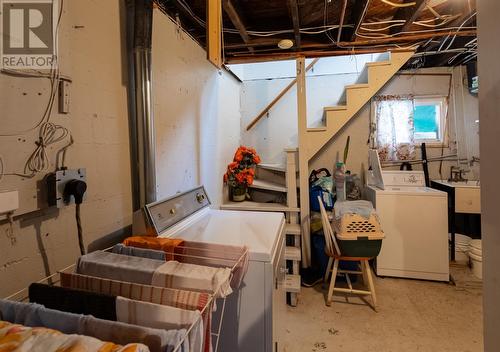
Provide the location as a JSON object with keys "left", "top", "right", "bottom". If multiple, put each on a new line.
{"left": 126, "top": 0, "right": 156, "bottom": 209}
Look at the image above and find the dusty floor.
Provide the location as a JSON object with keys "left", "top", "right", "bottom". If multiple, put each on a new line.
{"left": 284, "top": 265, "right": 483, "bottom": 352}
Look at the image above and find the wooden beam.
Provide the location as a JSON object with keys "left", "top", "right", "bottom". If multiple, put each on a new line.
{"left": 246, "top": 58, "right": 319, "bottom": 131}
{"left": 222, "top": 0, "right": 254, "bottom": 53}
{"left": 287, "top": 0, "right": 301, "bottom": 49}
{"left": 391, "top": 0, "right": 429, "bottom": 34}
{"left": 207, "top": 0, "right": 222, "bottom": 68}
{"left": 349, "top": 0, "right": 371, "bottom": 41}
{"left": 296, "top": 57, "right": 311, "bottom": 268}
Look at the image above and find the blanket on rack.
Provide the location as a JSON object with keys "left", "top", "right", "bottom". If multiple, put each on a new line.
{"left": 0, "top": 320, "right": 150, "bottom": 352}
{"left": 77, "top": 251, "right": 233, "bottom": 298}
{"left": 112, "top": 244, "right": 167, "bottom": 261}
{"left": 60, "top": 272, "right": 212, "bottom": 352}
{"left": 0, "top": 300, "right": 187, "bottom": 352}
{"left": 152, "top": 261, "right": 232, "bottom": 298}
{"left": 116, "top": 297, "right": 203, "bottom": 352}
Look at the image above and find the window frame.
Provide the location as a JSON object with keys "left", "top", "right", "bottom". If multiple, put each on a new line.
{"left": 371, "top": 95, "right": 449, "bottom": 150}
{"left": 412, "top": 96, "right": 448, "bottom": 147}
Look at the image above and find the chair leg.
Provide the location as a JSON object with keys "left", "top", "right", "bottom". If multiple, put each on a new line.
{"left": 326, "top": 259, "right": 339, "bottom": 307}
{"left": 324, "top": 257, "right": 333, "bottom": 283}
{"left": 363, "top": 260, "right": 377, "bottom": 309}
{"left": 361, "top": 261, "right": 369, "bottom": 286}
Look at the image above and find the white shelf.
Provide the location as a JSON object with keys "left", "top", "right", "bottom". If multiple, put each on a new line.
{"left": 249, "top": 179, "right": 287, "bottom": 193}
{"left": 285, "top": 246, "right": 301, "bottom": 261}
{"left": 285, "top": 274, "right": 301, "bottom": 293}
{"left": 220, "top": 200, "right": 300, "bottom": 213}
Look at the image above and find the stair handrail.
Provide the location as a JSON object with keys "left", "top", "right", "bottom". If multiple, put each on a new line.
{"left": 245, "top": 58, "right": 320, "bottom": 131}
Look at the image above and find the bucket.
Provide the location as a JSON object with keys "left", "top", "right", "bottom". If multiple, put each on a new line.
{"left": 469, "top": 251, "right": 482, "bottom": 280}
{"left": 453, "top": 234, "right": 472, "bottom": 263}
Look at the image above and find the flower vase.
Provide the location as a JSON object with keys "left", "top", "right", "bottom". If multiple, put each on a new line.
{"left": 231, "top": 186, "right": 247, "bottom": 202}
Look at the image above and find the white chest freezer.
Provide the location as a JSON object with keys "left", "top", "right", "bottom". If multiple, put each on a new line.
{"left": 133, "top": 186, "right": 287, "bottom": 352}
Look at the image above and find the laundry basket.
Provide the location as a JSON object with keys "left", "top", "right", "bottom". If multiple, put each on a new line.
{"left": 332, "top": 213, "right": 385, "bottom": 257}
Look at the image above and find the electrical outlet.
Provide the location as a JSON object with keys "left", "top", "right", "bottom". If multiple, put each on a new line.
{"left": 46, "top": 168, "right": 86, "bottom": 208}
{"left": 0, "top": 190, "right": 19, "bottom": 214}
{"left": 58, "top": 79, "right": 70, "bottom": 114}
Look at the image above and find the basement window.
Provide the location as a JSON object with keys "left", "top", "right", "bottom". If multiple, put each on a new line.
{"left": 374, "top": 96, "right": 448, "bottom": 161}
{"left": 413, "top": 97, "right": 447, "bottom": 144}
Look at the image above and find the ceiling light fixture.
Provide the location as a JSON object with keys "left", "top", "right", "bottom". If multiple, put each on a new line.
{"left": 278, "top": 39, "right": 294, "bottom": 49}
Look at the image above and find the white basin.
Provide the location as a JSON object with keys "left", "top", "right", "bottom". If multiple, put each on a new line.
{"left": 433, "top": 180, "right": 480, "bottom": 189}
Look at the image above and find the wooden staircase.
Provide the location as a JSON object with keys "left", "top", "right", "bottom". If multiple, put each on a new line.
{"left": 303, "top": 51, "right": 414, "bottom": 159}
{"left": 221, "top": 149, "right": 302, "bottom": 306}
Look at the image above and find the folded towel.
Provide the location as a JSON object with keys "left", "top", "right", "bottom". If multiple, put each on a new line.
{"left": 116, "top": 297, "right": 203, "bottom": 352}
{"left": 76, "top": 251, "right": 164, "bottom": 285}
{"left": 29, "top": 283, "right": 117, "bottom": 321}
{"left": 152, "top": 261, "right": 232, "bottom": 298}
{"left": 123, "top": 237, "right": 185, "bottom": 260}
{"left": 111, "top": 244, "right": 167, "bottom": 261}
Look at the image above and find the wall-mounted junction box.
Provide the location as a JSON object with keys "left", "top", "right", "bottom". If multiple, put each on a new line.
{"left": 46, "top": 168, "right": 86, "bottom": 208}
{"left": 59, "top": 79, "right": 71, "bottom": 114}
{"left": 0, "top": 190, "right": 19, "bottom": 214}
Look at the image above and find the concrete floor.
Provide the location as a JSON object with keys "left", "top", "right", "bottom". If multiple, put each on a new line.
{"left": 284, "top": 266, "right": 483, "bottom": 352}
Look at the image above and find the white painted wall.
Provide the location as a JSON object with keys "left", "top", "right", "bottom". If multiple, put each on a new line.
{"left": 478, "top": 2, "right": 500, "bottom": 350}
{"left": 239, "top": 57, "right": 479, "bottom": 181}
{"left": 0, "top": 0, "right": 132, "bottom": 298}
{"left": 0, "top": 4, "right": 241, "bottom": 298}
{"left": 152, "top": 10, "right": 241, "bottom": 207}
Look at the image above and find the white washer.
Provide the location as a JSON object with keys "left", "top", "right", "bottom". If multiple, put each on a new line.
{"left": 365, "top": 171, "right": 449, "bottom": 281}
{"left": 133, "top": 186, "right": 286, "bottom": 352}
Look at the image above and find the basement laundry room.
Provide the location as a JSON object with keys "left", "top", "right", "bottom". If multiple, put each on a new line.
{"left": 0, "top": 0, "right": 497, "bottom": 351}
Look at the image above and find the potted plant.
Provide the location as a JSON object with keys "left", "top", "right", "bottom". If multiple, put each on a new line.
{"left": 224, "top": 146, "right": 261, "bottom": 202}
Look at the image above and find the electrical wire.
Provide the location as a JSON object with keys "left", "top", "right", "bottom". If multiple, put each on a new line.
{"left": 0, "top": 155, "right": 3, "bottom": 182}
{"left": 75, "top": 203, "right": 86, "bottom": 255}
{"left": 1, "top": 0, "right": 73, "bottom": 179}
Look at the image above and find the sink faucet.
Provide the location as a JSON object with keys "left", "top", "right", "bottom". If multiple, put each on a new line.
{"left": 449, "top": 166, "right": 468, "bottom": 182}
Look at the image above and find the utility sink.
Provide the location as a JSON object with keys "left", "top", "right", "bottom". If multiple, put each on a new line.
{"left": 433, "top": 180, "right": 481, "bottom": 214}
{"left": 433, "top": 180, "right": 480, "bottom": 189}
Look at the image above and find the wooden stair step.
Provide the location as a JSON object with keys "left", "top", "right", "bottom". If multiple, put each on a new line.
{"left": 285, "top": 274, "right": 301, "bottom": 293}
{"left": 220, "top": 200, "right": 300, "bottom": 212}
{"left": 306, "top": 127, "right": 327, "bottom": 132}
{"left": 249, "top": 179, "right": 287, "bottom": 193}
{"left": 285, "top": 246, "right": 301, "bottom": 261}
{"left": 324, "top": 105, "right": 347, "bottom": 112}
{"left": 285, "top": 223, "right": 301, "bottom": 235}
{"left": 366, "top": 60, "right": 391, "bottom": 67}
{"left": 257, "top": 163, "right": 286, "bottom": 173}
{"left": 345, "top": 83, "right": 370, "bottom": 89}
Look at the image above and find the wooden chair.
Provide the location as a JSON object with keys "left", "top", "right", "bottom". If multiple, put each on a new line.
{"left": 318, "top": 196, "right": 378, "bottom": 310}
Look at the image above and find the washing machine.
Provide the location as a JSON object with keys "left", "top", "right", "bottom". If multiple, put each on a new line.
{"left": 365, "top": 170, "right": 449, "bottom": 282}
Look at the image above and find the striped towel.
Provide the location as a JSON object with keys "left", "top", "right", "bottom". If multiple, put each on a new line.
{"left": 60, "top": 272, "right": 212, "bottom": 352}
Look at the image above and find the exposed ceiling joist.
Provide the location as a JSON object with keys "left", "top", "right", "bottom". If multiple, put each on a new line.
{"left": 349, "top": 0, "right": 371, "bottom": 41}
{"left": 222, "top": 0, "right": 254, "bottom": 53}
{"left": 287, "top": 0, "right": 301, "bottom": 49}
{"left": 391, "top": 0, "right": 429, "bottom": 34}
{"left": 336, "top": 0, "right": 348, "bottom": 42}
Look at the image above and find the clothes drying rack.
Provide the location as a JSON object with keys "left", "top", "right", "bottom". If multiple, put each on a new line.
{"left": 4, "top": 243, "right": 249, "bottom": 352}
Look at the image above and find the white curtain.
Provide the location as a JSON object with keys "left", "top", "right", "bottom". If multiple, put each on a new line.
{"left": 375, "top": 95, "right": 416, "bottom": 162}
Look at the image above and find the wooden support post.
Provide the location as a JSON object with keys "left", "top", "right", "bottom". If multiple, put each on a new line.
{"left": 207, "top": 0, "right": 222, "bottom": 68}
{"left": 296, "top": 57, "right": 311, "bottom": 268}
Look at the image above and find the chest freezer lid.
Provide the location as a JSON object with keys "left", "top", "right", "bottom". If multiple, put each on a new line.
{"left": 160, "top": 209, "right": 285, "bottom": 262}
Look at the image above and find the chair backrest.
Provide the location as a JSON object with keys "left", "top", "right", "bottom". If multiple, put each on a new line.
{"left": 317, "top": 196, "right": 341, "bottom": 257}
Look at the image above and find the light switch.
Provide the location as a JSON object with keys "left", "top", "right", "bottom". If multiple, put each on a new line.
{"left": 0, "top": 190, "right": 19, "bottom": 214}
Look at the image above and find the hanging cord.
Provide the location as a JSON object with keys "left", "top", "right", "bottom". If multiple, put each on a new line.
{"left": 75, "top": 203, "right": 85, "bottom": 255}
{"left": 6, "top": 212, "right": 16, "bottom": 245}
